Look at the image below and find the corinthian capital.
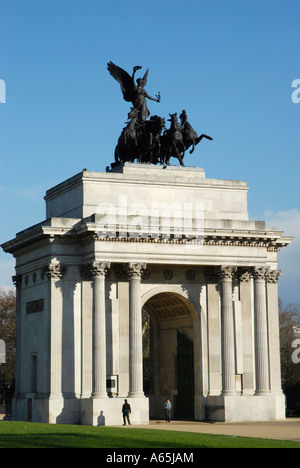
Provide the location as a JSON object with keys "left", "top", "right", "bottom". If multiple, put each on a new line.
{"left": 125, "top": 262, "right": 147, "bottom": 279}
{"left": 266, "top": 269, "right": 281, "bottom": 284}
{"left": 252, "top": 267, "right": 269, "bottom": 281}
{"left": 88, "top": 261, "right": 111, "bottom": 278}
{"left": 217, "top": 266, "right": 237, "bottom": 281}
{"left": 43, "top": 263, "right": 67, "bottom": 280}
{"left": 238, "top": 268, "right": 253, "bottom": 283}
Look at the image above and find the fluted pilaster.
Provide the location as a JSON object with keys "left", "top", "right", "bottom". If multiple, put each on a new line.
{"left": 253, "top": 267, "right": 270, "bottom": 394}
{"left": 43, "top": 262, "right": 67, "bottom": 397}
{"left": 89, "top": 261, "right": 111, "bottom": 398}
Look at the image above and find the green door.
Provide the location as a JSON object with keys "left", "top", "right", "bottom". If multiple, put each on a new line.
{"left": 177, "top": 330, "right": 194, "bottom": 419}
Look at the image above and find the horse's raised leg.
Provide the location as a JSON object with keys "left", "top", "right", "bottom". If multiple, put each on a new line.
{"left": 203, "top": 134, "right": 213, "bottom": 141}
{"left": 189, "top": 142, "right": 195, "bottom": 154}
{"left": 195, "top": 134, "right": 213, "bottom": 145}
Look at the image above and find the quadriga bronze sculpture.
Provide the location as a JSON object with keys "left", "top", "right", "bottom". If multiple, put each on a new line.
{"left": 107, "top": 62, "right": 212, "bottom": 168}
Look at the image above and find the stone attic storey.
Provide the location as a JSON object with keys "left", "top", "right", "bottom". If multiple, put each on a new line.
{"left": 2, "top": 164, "right": 292, "bottom": 425}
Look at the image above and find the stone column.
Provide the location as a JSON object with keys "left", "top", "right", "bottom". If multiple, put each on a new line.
{"left": 218, "top": 266, "right": 237, "bottom": 395}
{"left": 90, "top": 261, "right": 111, "bottom": 398}
{"left": 253, "top": 267, "right": 270, "bottom": 395}
{"left": 44, "top": 262, "right": 67, "bottom": 397}
{"left": 80, "top": 265, "right": 93, "bottom": 398}
{"left": 266, "top": 270, "right": 282, "bottom": 394}
{"left": 126, "top": 262, "right": 147, "bottom": 398}
{"left": 238, "top": 269, "right": 255, "bottom": 394}
{"left": 204, "top": 268, "right": 221, "bottom": 396}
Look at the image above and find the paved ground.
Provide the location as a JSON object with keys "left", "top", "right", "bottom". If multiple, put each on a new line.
{"left": 127, "top": 418, "right": 300, "bottom": 442}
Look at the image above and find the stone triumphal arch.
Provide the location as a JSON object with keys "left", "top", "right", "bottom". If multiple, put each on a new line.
{"left": 2, "top": 164, "right": 292, "bottom": 425}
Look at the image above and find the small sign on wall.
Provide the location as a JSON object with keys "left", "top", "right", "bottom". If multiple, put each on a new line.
{"left": 26, "top": 299, "right": 44, "bottom": 315}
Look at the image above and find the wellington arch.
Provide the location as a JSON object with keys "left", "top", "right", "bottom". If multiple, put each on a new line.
{"left": 1, "top": 163, "right": 292, "bottom": 425}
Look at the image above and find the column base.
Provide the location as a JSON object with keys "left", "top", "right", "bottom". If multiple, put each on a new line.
{"left": 92, "top": 393, "right": 108, "bottom": 399}
{"left": 222, "top": 390, "right": 238, "bottom": 396}
{"left": 128, "top": 392, "right": 145, "bottom": 398}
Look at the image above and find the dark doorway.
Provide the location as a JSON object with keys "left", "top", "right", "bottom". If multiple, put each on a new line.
{"left": 27, "top": 398, "right": 32, "bottom": 422}
{"left": 142, "top": 292, "right": 196, "bottom": 420}
{"left": 177, "top": 330, "right": 194, "bottom": 419}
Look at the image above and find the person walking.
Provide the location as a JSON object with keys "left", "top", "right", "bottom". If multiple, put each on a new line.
{"left": 164, "top": 398, "right": 172, "bottom": 423}
{"left": 122, "top": 399, "right": 131, "bottom": 425}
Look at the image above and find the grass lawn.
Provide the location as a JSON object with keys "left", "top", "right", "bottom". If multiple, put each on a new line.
{"left": 0, "top": 421, "right": 299, "bottom": 448}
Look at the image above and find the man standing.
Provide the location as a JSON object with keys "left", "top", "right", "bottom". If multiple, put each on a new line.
{"left": 164, "top": 398, "right": 172, "bottom": 423}
{"left": 122, "top": 399, "right": 131, "bottom": 425}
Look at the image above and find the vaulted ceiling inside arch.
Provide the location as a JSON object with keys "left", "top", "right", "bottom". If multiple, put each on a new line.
{"left": 143, "top": 292, "right": 193, "bottom": 321}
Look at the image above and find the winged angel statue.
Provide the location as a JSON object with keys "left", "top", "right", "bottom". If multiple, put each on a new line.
{"left": 107, "top": 61, "right": 160, "bottom": 123}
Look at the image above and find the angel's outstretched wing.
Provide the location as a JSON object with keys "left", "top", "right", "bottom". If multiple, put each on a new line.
{"left": 107, "top": 61, "right": 136, "bottom": 102}
{"left": 142, "top": 69, "right": 149, "bottom": 87}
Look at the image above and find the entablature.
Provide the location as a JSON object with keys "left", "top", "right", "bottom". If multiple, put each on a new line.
{"left": 2, "top": 215, "right": 293, "bottom": 257}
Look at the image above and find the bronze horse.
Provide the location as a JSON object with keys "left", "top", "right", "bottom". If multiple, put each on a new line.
{"left": 139, "top": 115, "right": 165, "bottom": 164}
{"left": 160, "top": 113, "right": 185, "bottom": 166}
{"left": 114, "top": 108, "right": 139, "bottom": 165}
{"left": 114, "top": 112, "right": 165, "bottom": 165}
{"left": 179, "top": 110, "right": 213, "bottom": 155}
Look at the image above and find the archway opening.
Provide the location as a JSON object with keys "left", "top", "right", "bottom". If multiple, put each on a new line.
{"left": 142, "top": 292, "right": 196, "bottom": 420}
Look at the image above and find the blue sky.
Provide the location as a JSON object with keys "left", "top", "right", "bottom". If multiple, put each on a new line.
{"left": 0, "top": 0, "right": 299, "bottom": 305}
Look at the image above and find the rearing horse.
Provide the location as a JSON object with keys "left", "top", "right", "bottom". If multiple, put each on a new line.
{"left": 160, "top": 113, "right": 185, "bottom": 166}
{"left": 180, "top": 110, "right": 213, "bottom": 154}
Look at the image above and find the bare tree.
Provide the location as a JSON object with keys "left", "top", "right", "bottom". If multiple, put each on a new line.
{"left": 279, "top": 299, "right": 300, "bottom": 387}
{"left": 0, "top": 288, "right": 16, "bottom": 401}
